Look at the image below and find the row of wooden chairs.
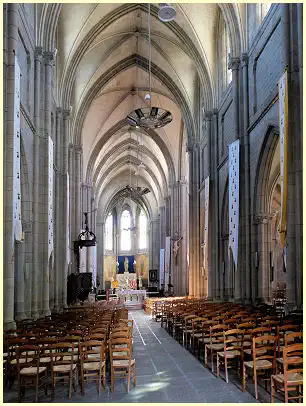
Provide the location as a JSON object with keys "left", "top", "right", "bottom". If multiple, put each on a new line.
{"left": 156, "top": 298, "right": 303, "bottom": 402}
{"left": 4, "top": 303, "right": 136, "bottom": 401}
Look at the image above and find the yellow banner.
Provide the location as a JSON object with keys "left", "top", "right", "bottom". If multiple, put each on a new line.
{"left": 278, "top": 70, "right": 288, "bottom": 247}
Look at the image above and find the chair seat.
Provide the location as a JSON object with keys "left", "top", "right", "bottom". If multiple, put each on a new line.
{"left": 63, "top": 355, "right": 78, "bottom": 361}
{"left": 87, "top": 354, "right": 101, "bottom": 360}
{"left": 276, "top": 356, "right": 302, "bottom": 365}
{"left": 20, "top": 366, "right": 47, "bottom": 375}
{"left": 217, "top": 350, "right": 241, "bottom": 358}
{"left": 113, "top": 351, "right": 128, "bottom": 356}
{"left": 272, "top": 372, "right": 303, "bottom": 384}
{"left": 113, "top": 359, "right": 135, "bottom": 367}
{"left": 83, "top": 361, "right": 105, "bottom": 370}
{"left": 207, "top": 343, "right": 224, "bottom": 351}
{"left": 244, "top": 348, "right": 266, "bottom": 356}
{"left": 40, "top": 357, "right": 52, "bottom": 363}
{"left": 3, "top": 352, "right": 8, "bottom": 358}
{"left": 53, "top": 364, "right": 77, "bottom": 373}
{"left": 193, "top": 333, "right": 203, "bottom": 337}
{"left": 198, "top": 337, "right": 210, "bottom": 343}
{"left": 10, "top": 358, "right": 33, "bottom": 365}
{"left": 114, "top": 344, "right": 127, "bottom": 349}
{"left": 244, "top": 360, "right": 272, "bottom": 369}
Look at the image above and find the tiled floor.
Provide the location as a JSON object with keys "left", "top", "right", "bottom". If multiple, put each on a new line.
{"left": 4, "top": 310, "right": 282, "bottom": 403}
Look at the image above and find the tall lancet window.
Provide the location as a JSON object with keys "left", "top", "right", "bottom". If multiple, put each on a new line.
{"left": 105, "top": 213, "right": 113, "bottom": 251}
{"left": 139, "top": 211, "right": 147, "bottom": 249}
{"left": 121, "top": 210, "right": 131, "bottom": 251}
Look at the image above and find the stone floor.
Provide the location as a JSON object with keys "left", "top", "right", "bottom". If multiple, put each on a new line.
{"left": 4, "top": 310, "right": 285, "bottom": 403}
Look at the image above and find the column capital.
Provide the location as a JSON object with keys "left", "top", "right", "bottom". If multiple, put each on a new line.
{"left": 204, "top": 111, "right": 213, "bottom": 120}
{"left": 62, "top": 109, "right": 70, "bottom": 118}
{"left": 254, "top": 212, "right": 274, "bottom": 224}
{"left": 240, "top": 53, "right": 248, "bottom": 67}
{"left": 74, "top": 145, "right": 83, "bottom": 155}
{"left": 228, "top": 56, "right": 240, "bottom": 71}
{"left": 43, "top": 51, "right": 55, "bottom": 65}
{"left": 34, "top": 46, "right": 43, "bottom": 61}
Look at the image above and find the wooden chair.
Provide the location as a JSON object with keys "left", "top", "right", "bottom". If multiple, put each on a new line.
{"left": 79, "top": 340, "right": 106, "bottom": 395}
{"left": 276, "top": 331, "right": 303, "bottom": 373}
{"left": 242, "top": 334, "right": 278, "bottom": 400}
{"left": 216, "top": 329, "right": 243, "bottom": 383}
{"left": 205, "top": 324, "right": 228, "bottom": 373}
{"left": 49, "top": 342, "right": 78, "bottom": 399}
{"left": 271, "top": 343, "right": 303, "bottom": 403}
{"left": 109, "top": 337, "right": 136, "bottom": 393}
{"left": 16, "top": 345, "right": 48, "bottom": 402}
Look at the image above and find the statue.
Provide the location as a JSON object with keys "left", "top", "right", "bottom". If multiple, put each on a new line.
{"left": 124, "top": 256, "right": 129, "bottom": 273}
{"left": 172, "top": 234, "right": 183, "bottom": 258}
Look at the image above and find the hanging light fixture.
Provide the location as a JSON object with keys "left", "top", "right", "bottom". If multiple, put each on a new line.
{"left": 126, "top": 3, "right": 172, "bottom": 129}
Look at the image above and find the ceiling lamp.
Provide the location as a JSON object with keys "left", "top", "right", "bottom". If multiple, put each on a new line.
{"left": 158, "top": 4, "right": 177, "bottom": 22}
{"left": 126, "top": 3, "right": 172, "bottom": 130}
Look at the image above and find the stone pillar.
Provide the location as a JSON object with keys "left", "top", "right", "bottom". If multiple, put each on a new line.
{"left": 229, "top": 56, "right": 242, "bottom": 301}
{"left": 75, "top": 147, "right": 82, "bottom": 236}
{"left": 42, "top": 51, "right": 54, "bottom": 317}
{"left": 179, "top": 179, "right": 188, "bottom": 296}
{"left": 211, "top": 109, "right": 220, "bottom": 300}
{"left": 240, "top": 53, "right": 251, "bottom": 303}
{"left": 205, "top": 112, "right": 213, "bottom": 299}
{"left": 255, "top": 213, "right": 274, "bottom": 302}
{"left": 15, "top": 241, "right": 26, "bottom": 320}
{"left": 31, "top": 46, "right": 43, "bottom": 319}
{"left": 188, "top": 144, "right": 201, "bottom": 297}
{"left": 62, "top": 110, "right": 70, "bottom": 308}
{"left": 3, "top": 3, "right": 18, "bottom": 330}
{"left": 96, "top": 221, "right": 104, "bottom": 290}
{"left": 54, "top": 107, "right": 62, "bottom": 311}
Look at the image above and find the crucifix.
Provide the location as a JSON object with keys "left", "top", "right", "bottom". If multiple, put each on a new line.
{"left": 171, "top": 233, "right": 183, "bottom": 265}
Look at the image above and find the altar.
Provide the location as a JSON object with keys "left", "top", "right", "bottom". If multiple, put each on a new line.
{"left": 118, "top": 289, "right": 146, "bottom": 309}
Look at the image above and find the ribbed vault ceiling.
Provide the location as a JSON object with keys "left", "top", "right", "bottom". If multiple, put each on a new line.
{"left": 53, "top": 2, "right": 240, "bottom": 219}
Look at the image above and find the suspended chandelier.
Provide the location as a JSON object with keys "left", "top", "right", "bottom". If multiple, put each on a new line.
{"left": 126, "top": 3, "right": 172, "bottom": 129}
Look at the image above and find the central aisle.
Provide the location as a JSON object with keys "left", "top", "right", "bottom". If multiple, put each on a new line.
{"left": 110, "top": 310, "right": 257, "bottom": 403}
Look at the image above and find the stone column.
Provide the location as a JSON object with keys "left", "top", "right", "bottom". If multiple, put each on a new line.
{"left": 75, "top": 147, "right": 82, "bottom": 236}
{"left": 3, "top": 3, "right": 18, "bottom": 330}
{"left": 255, "top": 213, "right": 273, "bottom": 302}
{"left": 54, "top": 107, "right": 62, "bottom": 311}
{"left": 211, "top": 109, "right": 220, "bottom": 300}
{"left": 96, "top": 221, "right": 104, "bottom": 290}
{"left": 15, "top": 241, "right": 26, "bottom": 320}
{"left": 240, "top": 53, "right": 251, "bottom": 303}
{"left": 62, "top": 110, "right": 70, "bottom": 308}
{"left": 205, "top": 112, "right": 213, "bottom": 299}
{"left": 229, "top": 56, "right": 242, "bottom": 301}
{"left": 42, "top": 51, "right": 54, "bottom": 317}
{"left": 31, "top": 46, "right": 43, "bottom": 319}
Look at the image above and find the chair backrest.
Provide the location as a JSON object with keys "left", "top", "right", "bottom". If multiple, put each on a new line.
{"left": 237, "top": 322, "right": 256, "bottom": 331}
{"left": 16, "top": 344, "right": 40, "bottom": 372}
{"left": 250, "top": 326, "right": 272, "bottom": 338}
{"left": 209, "top": 324, "right": 228, "bottom": 344}
{"left": 87, "top": 333, "right": 106, "bottom": 342}
{"left": 49, "top": 342, "right": 75, "bottom": 367}
{"left": 284, "top": 331, "right": 303, "bottom": 347}
{"left": 109, "top": 337, "right": 132, "bottom": 364}
{"left": 223, "top": 329, "right": 243, "bottom": 352}
{"left": 252, "top": 335, "right": 278, "bottom": 363}
{"left": 79, "top": 340, "right": 105, "bottom": 363}
{"left": 283, "top": 343, "right": 303, "bottom": 377}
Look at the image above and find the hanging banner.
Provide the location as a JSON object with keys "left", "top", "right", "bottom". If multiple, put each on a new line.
{"left": 13, "top": 57, "right": 22, "bottom": 243}
{"left": 228, "top": 139, "right": 240, "bottom": 268}
{"left": 203, "top": 176, "right": 210, "bottom": 273}
{"left": 159, "top": 248, "right": 165, "bottom": 288}
{"left": 278, "top": 71, "right": 288, "bottom": 248}
{"left": 66, "top": 173, "right": 70, "bottom": 265}
{"left": 48, "top": 137, "right": 54, "bottom": 260}
{"left": 164, "top": 236, "right": 171, "bottom": 291}
{"left": 79, "top": 247, "right": 87, "bottom": 273}
{"left": 87, "top": 246, "right": 97, "bottom": 288}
